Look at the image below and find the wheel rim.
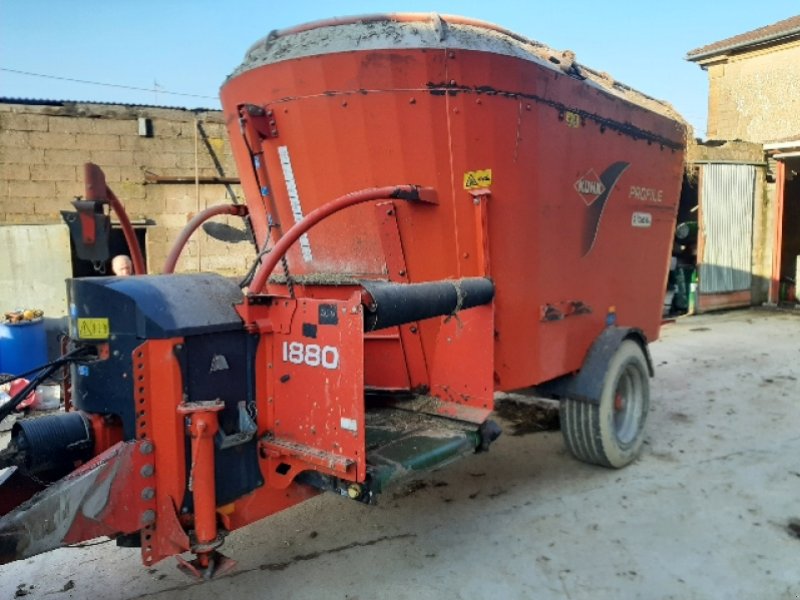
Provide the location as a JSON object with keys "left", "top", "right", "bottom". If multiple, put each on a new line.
{"left": 612, "top": 361, "right": 645, "bottom": 446}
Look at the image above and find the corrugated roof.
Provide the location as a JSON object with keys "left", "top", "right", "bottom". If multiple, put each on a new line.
{"left": 0, "top": 96, "right": 218, "bottom": 112}
{"left": 687, "top": 14, "right": 800, "bottom": 61}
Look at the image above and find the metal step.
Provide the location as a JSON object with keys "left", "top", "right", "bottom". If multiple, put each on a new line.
{"left": 364, "top": 406, "right": 481, "bottom": 494}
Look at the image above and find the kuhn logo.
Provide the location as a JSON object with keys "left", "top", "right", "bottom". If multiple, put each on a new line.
{"left": 574, "top": 170, "right": 606, "bottom": 205}
{"left": 580, "top": 162, "right": 630, "bottom": 256}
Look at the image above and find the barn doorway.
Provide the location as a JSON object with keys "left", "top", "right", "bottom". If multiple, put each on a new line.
{"left": 69, "top": 225, "right": 147, "bottom": 277}
{"left": 774, "top": 157, "right": 800, "bottom": 305}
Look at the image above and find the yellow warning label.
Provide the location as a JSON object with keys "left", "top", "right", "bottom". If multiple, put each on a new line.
{"left": 463, "top": 169, "right": 492, "bottom": 190}
{"left": 77, "top": 318, "right": 110, "bottom": 340}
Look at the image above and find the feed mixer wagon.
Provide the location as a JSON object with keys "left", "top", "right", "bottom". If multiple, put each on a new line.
{"left": 0, "top": 14, "right": 686, "bottom": 579}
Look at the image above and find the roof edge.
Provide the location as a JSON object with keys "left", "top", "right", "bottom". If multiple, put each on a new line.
{"left": 687, "top": 24, "right": 800, "bottom": 62}
{"left": 0, "top": 96, "right": 219, "bottom": 113}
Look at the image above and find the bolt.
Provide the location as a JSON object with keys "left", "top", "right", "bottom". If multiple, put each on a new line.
{"left": 476, "top": 99, "right": 482, "bottom": 105}
{"left": 526, "top": 104, "right": 532, "bottom": 111}
{"left": 140, "top": 464, "right": 154, "bottom": 477}
{"left": 140, "top": 510, "right": 156, "bottom": 525}
{"left": 448, "top": 51, "right": 456, "bottom": 59}
{"left": 140, "top": 441, "right": 154, "bottom": 455}
{"left": 409, "top": 97, "right": 416, "bottom": 104}
{"left": 141, "top": 487, "right": 155, "bottom": 500}
{"left": 386, "top": 208, "right": 394, "bottom": 216}
{"left": 398, "top": 269, "right": 406, "bottom": 277}
{"left": 410, "top": 326, "right": 418, "bottom": 334}
{"left": 449, "top": 79, "right": 456, "bottom": 85}
{"left": 341, "top": 100, "right": 348, "bottom": 107}
{"left": 463, "top": 252, "right": 470, "bottom": 259}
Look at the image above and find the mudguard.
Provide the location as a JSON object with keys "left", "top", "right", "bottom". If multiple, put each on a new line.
{"left": 535, "top": 326, "right": 654, "bottom": 405}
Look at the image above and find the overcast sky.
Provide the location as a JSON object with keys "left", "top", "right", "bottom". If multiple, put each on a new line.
{"left": 1, "top": 1, "right": 798, "bottom": 138}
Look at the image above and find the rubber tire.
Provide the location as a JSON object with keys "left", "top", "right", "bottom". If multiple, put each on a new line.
{"left": 560, "top": 340, "right": 650, "bottom": 468}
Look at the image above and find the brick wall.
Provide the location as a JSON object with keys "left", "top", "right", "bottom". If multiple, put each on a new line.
{"left": 0, "top": 100, "right": 255, "bottom": 276}
{"left": 705, "top": 41, "right": 800, "bottom": 142}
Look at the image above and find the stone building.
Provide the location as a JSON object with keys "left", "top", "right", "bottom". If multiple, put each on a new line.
{"left": 0, "top": 98, "right": 254, "bottom": 316}
{"left": 687, "top": 15, "right": 800, "bottom": 307}
{"left": 687, "top": 15, "right": 800, "bottom": 143}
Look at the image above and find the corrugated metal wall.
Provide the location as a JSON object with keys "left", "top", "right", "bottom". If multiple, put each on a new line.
{"left": 699, "top": 164, "right": 756, "bottom": 293}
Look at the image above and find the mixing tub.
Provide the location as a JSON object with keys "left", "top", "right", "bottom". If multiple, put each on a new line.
{"left": 222, "top": 13, "right": 686, "bottom": 391}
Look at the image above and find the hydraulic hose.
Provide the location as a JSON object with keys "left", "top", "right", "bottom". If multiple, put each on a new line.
{"left": 249, "top": 185, "right": 433, "bottom": 293}
{"left": 0, "top": 347, "right": 91, "bottom": 424}
{"left": 162, "top": 204, "right": 249, "bottom": 274}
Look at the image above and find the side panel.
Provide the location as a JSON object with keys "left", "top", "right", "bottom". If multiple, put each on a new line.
{"left": 260, "top": 295, "right": 366, "bottom": 485}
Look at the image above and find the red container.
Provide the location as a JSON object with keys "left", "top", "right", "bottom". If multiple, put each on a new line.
{"left": 1, "top": 378, "right": 35, "bottom": 410}
{"left": 221, "top": 13, "right": 686, "bottom": 391}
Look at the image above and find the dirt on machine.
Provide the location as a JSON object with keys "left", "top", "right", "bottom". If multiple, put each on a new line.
{"left": 0, "top": 13, "right": 686, "bottom": 580}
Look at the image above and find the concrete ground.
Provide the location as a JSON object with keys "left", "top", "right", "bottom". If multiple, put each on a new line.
{"left": 2, "top": 308, "right": 799, "bottom": 599}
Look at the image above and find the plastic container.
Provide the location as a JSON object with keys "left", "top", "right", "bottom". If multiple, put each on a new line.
{"left": 33, "top": 384, "right": 61, "bottom": 411}
{"left": 0, "top": 318, "right": 48, "bottom": 376}
{"left": 0, "top": 377, "right": 36, "bottom": 410}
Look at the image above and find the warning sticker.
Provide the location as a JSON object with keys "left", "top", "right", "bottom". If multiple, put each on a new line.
{"left": 77, "top": 318, "right": 110, "bottom": 340}
{"left": 463, "top": 169, "right": 492, "bottom": 190}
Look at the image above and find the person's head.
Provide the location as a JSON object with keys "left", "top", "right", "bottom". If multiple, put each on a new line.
{"left": 112, "top": 255, "right": 133, "bottom": 276}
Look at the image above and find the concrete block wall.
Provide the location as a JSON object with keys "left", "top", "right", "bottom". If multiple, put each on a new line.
{"left": 0, "top": 100, "right": 254, "bottom": 279}
{"left": 705, "top": 41, "right": 800, "bottom": 143}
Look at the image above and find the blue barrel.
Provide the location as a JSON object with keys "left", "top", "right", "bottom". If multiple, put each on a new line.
{"left": 0, "top": 318, "right": 48, "bottom": 376}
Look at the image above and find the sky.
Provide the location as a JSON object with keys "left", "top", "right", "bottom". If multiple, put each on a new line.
{"left": 1, "top": 1, "right": 798, "bottom": 138}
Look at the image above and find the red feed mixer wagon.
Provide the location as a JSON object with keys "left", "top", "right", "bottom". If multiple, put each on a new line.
{"left": 0, "top": 14, "right": 686, "bottom": 579}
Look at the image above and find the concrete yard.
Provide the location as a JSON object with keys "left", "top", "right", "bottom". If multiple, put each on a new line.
{"left": 1, "top": 308, "right": 799, "bottom": 599}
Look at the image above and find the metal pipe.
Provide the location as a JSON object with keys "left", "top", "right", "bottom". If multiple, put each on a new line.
{"left": 249, "top": 185, "right": 433, "bottom": 293}
{"left": 144, "top": 173, "right": 240, "bottom": 184}
{"left": 162, "top": 204, "right": 249, "bottom": 274}
{"left": 360, "top": 278, "right": 495, "bottom": 331}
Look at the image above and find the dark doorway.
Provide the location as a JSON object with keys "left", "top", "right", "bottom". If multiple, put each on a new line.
{"left": 778, "top": 158, "right": 800, "bottom": 304}
{"left": 665, "top": 169, "right": 699, "bottom": 317}
{"left": 70, "top": 226, "right": 147, "bottom": 277}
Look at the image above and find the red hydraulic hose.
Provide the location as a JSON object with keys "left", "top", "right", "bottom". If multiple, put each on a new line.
{"left": 249, "top": 185, "right": 431, "bottom": 294}
{"left": 162, "top": 204, "right": 249, "bottom": 274}
{"left": 105, "top": 187, "right": 147, "bottom": 275}
{"left": 84, "top": 163, "right": 147, "bottom": 275}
